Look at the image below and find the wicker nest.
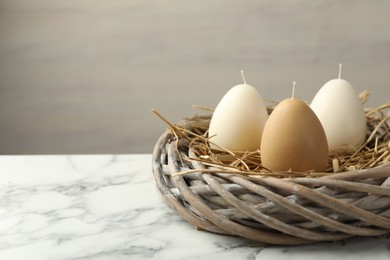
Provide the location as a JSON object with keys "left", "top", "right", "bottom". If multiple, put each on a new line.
{"left": 152, "top": 101, "right": 390, "bottom": 245}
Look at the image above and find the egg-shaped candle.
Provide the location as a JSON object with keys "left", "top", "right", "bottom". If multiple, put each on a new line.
{"left": 310, "top": 64, "right": 366, "bottom": 154}
{"left": 208, "top": 71, "right": 269, "bottom": 152}
{"left": 260, "top": 83, "right": 329, "bottom": 172}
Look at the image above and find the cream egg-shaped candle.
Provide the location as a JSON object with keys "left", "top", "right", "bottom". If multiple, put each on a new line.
{"left": 310, "top": 64, "right": 366, "bottom": 154}
{"left": 208, "top": 71, "right": 268, "bottom": 152}
{"left": 260, "top": 83, "right": 329, "bottom": 172}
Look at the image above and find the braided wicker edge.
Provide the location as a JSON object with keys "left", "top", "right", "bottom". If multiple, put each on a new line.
{"left": 152, "top": 115, "right": 390, "bottom": 245}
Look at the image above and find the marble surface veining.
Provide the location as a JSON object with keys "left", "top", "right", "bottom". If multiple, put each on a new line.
{"left": 0, "top": 155, "right": 389, "bottom": 259}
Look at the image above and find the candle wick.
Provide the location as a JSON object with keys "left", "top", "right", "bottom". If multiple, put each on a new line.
{"left": 292, "top": 81, "right": 296, "bottom": 100}
{"left": 240, "top": 70, "right": 247, "bottom": 84}
{"left": 338, "top": 63, "right": 342, "bottom": 79}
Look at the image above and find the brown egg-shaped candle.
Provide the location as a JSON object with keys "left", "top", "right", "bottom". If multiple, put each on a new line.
{"left": 260, "top": 91, "right": 329, "bottom": 172}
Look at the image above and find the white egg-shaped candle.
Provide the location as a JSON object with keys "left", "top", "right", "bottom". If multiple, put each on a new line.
{"left": 310, "top": 64, "right": 366, "bottom": 154}
{"left": 209, "top": 71, "right": 269, "bottom": 152}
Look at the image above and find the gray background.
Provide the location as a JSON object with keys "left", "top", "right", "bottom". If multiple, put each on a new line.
{"left": 1, "top": 0, "right": 389, "bottom": 154}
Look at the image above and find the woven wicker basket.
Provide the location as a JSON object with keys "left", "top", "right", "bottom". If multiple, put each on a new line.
{"left": 152, "top": 112, "right": 390, "bottom": 245}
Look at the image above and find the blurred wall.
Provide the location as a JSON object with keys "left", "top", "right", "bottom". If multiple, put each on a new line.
{"left": 0, "top": 0, "right": 389, "bottom": 154}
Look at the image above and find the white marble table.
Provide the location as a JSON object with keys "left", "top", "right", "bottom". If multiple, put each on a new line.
{"left": 0, "top": 155, "right": 389, "bottom": 259}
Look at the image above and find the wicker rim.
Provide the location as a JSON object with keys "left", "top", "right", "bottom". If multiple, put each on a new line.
{"left": 152, "top": 115, "right": 390, "bottom": 245}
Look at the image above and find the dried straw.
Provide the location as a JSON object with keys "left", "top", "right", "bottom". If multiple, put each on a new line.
{"left": 152, "top": 95, "right": 390, "bottom": 179}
